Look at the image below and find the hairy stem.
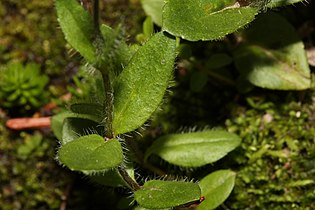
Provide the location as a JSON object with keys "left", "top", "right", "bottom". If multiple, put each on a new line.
{"left": 92, "top": 0, "right": 114, "bottom": 139}
{"left": 118, "top": 166, "right": 141, "bottom": 191}
{"left": 102, "top": 73, "right": 114, "bottom": 139}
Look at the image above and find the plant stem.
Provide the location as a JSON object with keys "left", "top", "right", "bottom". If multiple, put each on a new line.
{"left": 91, "top": 0, "right": 114, "bottom": 139}
{"left": 92, "top": 0, "right": 100, "bottom": 34}
{"left": 117, "top": 166, "right": 141, "bottom": 191}
{"left": 102, "top": 72, "right": 114, "bottom": 139}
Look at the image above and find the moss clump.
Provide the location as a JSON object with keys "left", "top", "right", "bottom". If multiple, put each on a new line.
{"left": 224, "top": 92, "right": 315, "bottom": 209}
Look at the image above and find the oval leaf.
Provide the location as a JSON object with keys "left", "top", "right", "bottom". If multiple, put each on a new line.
{"left": 145, "top": 130, "right": 241, "bottom": 167}
{"left": 163, "top": 0, "right": 258, "bottom": 41}
{"left": 58, "top": 134, "right": 123, "bottom": 172}
{"left": 135, "top": 180, "right": 201, "bottom": 209}
{"left": 198, "top": 170, "right": 236, "bottom": 210}
{"left": 113, "top": 32, "right": 176, "bottom": 135}
{"left": 55, "top": 0, "right": 96, "bottom": 63}
{"left": 234, "top": 12, "right": 311, "bottom": 90}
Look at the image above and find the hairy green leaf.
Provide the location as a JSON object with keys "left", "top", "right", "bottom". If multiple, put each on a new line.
{"left": 89, "top": 153, "right": 135, "bottom": 187}
{"left": 55, "top": 0, "right": 96, "bottom": 63}
{"left": 58, "top": 134, "right": 123, "bottom": 172}
{"left": 163, "top": 0, "right": 258, "bottom": 41}
{"left": 198, "top": 170, "right": 236, "bottom": 210}
{"left": 141, "top": 0, "right": 164, "bottom": 26}
{"left": 56, "top": 0, "right": 131, "bottom": 74}
{"left": 62, "top": 117, "right": 103, "bottom": 145}
{"left": 113, "top": 32, "right": 176, "bottom": 135}
{"left": 145, "top": 130, "right": 241, "bottom": 167}
{"left": 135, "top": 180, "right": 201, "bottom": 209}
{"left": 234, "top": 12, "right": 311, "bottom": 90}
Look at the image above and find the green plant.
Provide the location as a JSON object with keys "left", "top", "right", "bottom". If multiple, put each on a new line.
{"left": 0, "top": 62, "right": 49, "bottom": 112}
{"left": 141, "top": 0, "right": 311, "bottom": 91}
{"left": 138, "top": 0, "right": 314, "bottom": 208}
{"left": 52, "top": 0, "right": 243, "bottom": 209}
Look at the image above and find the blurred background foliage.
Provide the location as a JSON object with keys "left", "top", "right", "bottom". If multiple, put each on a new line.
{"left": 0, "top": 0, "right": 315, "bottom": 209}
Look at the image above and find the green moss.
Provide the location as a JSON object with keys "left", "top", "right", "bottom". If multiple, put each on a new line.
{"left": 224, "top": 92, "right": 315, "bottom": 209}
{"left": 0, "top": 124, "right": 73, "bottom": 209}
{"left": 0, "top": 0, "right": 72, "bottom": 75}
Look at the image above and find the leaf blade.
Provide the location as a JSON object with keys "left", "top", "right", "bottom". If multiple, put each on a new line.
{"left": 145, "top": 130, "right": 241, "bottom": 167}
{"left": 198, "top": 170, "right": 236, "bottom": 210}
{"left": 135, "top": 180, "right": 201, "bottom": 209}
{"left": 113, "top": 32, "right": 176, "bottom": 135}
{"left": 57, "top": 134, "right": 123, "bottom": 172}
{"left": 234, "top": 12, "right": 311, "bottom": 90}
{"left": 163, "top": 0, "right": 258, "bottom": 41}
{"left": 55, "top": 0, "right": 96, "bottom": 63}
